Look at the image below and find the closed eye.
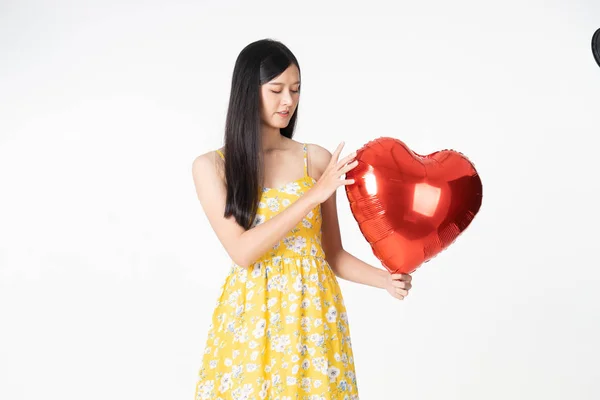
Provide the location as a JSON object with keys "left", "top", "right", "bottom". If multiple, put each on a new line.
{"left": 271, "top": 89, "right": 300, "bottom": 94}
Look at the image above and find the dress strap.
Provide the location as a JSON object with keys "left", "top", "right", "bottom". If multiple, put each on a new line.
{"left": 215, "top": 149, "right": 225, "bottom": 160}
{"left": 302, "top": 143, "right": 309, "bottom": 177}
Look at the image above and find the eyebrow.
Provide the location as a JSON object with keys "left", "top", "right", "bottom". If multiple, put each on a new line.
{"left": 268, "top": 81, "right": 301, "bottom": 86}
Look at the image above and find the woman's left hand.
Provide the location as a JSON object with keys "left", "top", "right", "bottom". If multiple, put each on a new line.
{"left": 384, "top": 273, "right": 412, "bottom": 300}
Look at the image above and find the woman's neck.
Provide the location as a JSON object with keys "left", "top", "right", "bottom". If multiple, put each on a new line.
{"left": 261, "top": 127, "right": 286, "bottom": 152}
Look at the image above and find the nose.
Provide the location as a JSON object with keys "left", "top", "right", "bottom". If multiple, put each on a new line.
{"left": 281, "top": 90, "right": 293, "bottom": 106}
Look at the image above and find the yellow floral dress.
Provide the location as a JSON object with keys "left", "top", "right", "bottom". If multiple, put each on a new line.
{"left": 194, "top": 143, "right": 359, "bottom": 400}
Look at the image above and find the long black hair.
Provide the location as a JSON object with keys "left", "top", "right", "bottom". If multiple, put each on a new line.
{"left": 221, "top": 39, "right": 301, "bottom": 230}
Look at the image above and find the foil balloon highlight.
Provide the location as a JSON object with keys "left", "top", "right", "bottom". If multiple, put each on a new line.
{"left": 344, "top": 137, "right": 483, "bottom": 274}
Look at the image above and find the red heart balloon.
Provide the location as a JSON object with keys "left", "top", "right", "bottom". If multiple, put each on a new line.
{"left": 344, "top": 137, "right": 483, "bottom": 274}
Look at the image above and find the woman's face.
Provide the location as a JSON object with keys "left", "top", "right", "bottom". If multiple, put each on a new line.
{"left": 259, "top": 64, "right": 300, "bottom": 129}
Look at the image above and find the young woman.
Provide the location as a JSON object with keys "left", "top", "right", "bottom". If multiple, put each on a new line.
{"left": 192, "top": 39, "right": 413, "bottom": 399}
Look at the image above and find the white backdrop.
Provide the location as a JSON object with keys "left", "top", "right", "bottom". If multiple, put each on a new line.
{"left": 1, "top": 1, "right": 599, "bottom": 399}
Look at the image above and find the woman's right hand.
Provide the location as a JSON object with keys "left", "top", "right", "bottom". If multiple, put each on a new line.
{"left": 309, "top": 141, "right": 359, "bottom": 204}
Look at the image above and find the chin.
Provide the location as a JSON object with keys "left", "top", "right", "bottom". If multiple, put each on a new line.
{"left": 270, "top": 121, "right": 289, "bottom": 129}
{"left": 262, "top": 118, "right": 291, "bottom": 130}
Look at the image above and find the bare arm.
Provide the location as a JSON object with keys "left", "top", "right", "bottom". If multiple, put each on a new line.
{"left": 321, "top": 190, "right": 388, "bottom": 289}
{"left": 191, "top": 143, "right": 356, "bottom": 269}
{"left": 192, "top": 152, "right": 319, "bottom": 268}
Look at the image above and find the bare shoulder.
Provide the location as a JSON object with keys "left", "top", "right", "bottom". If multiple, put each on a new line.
{"left": 191, "top": 149, "right": 226, "bottom": 191}
{"left": 305, "top": 143, "right": 333, "bottom": 174}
